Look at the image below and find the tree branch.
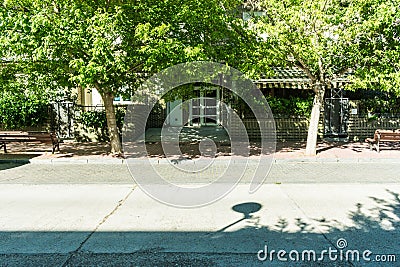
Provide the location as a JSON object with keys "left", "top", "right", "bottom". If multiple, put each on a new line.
{"left": 289, "top": 48, "right": 315, "bottom": 81}
{"left": 318, "top": 56, "right": 325, "bottom": 82}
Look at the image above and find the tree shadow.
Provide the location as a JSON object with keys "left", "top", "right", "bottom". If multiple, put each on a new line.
{"left": 53, "top": 142, "right": 111, "bottom": 157}
{"left": 0, "top": 161, "right": 29, "bottom": 171}
{"left": 368, "top": 142, "right": 400, "bottom": 152}
{"left": 0, "top": 153, "right": 36, "bottom": 170}
{"left": 314, "top": 142, "right": 344, "bottom": 153}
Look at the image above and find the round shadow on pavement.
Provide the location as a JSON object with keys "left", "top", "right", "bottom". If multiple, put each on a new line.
{"left": 232, "top": 202, "right": 262, "bottom": 219}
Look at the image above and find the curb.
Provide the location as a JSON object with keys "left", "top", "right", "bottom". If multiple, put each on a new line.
{"left": 1, "top": 157, "right": 400, "bottom": 164}
{"left": 0, "top": 158, "right": 126, "bottom": 164}
{"left": 273, "top": 157, "right": 400, "bottom": 163}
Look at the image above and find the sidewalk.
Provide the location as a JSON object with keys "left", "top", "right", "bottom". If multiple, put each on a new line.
{"left": 1, "top": 140, "right": 400, "bottom": 163}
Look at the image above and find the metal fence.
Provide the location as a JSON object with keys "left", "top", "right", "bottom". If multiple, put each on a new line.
{"left": 9, "top": 101, "right": 400, "bottom": 142}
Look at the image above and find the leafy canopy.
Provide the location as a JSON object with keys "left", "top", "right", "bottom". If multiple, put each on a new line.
{"left": 1, "top": 0, "right": 268, "bottom": 98}
{"left": 250, "top": 0, "right": 400, "bottom": 93}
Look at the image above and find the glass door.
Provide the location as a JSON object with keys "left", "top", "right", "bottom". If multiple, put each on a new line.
{"left": 189, "top": 88, "right": 220, "bottom": 126}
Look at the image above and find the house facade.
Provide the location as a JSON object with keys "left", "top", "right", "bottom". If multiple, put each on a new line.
{"left": 76, "top": 66, "right": 351, "bottom": 139}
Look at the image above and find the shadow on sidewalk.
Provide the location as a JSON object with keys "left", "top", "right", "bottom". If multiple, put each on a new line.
{"left": 1, "top": 190, "right": 398, "bottom": 266}
{"left": 2, "top": 139, "right": 400, "bottom": 160}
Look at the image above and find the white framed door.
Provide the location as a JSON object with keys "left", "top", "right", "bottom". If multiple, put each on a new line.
{"left": 189, "top": 88, "right": 220, "bottom": 126}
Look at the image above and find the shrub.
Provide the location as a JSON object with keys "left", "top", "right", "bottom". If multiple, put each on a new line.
{"left": 77, "top": 107, "right": 126, "bottom": 141}
{"left": 266, "top": 96, "right": 313, "bottom": 117}
{"left": 0, "top": 91, "right": 49, "bottom": 129}
{"left": 357, "top": 97, "right": 400, "bottom": 115}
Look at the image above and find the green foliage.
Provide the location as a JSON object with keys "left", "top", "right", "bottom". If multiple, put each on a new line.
{"left": 266, "top": 96, "right": 314, "bottom": 117}
{"left": 230, "top": 94, "right": 313, "bottom": 118}
{"left": 0, "top": 90, "right": 49, "bottom": 129}
{"left": 255, "top": 0, "right": 400, "bottom": 92}
{"left": 358, "top": 98, "right": 400, "bottom": 115}
{"left": 1, "top": 0, "right": 264, "bottom": 95}
{"left": 346, "top": 0, "right": 400, "bottom": 93}
{"left": 77, "top": 107, "right": 126, "bottom": 142}
{"left": 162, "top": 84, "right": 218, "bottom": 102}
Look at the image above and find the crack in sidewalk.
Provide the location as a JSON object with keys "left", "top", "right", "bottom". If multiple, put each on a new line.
{"left": 61, "top": 185, "right": 136, "bottom": 267}
{"left": 279, "top": 186, "right": 356, "bottom": 267}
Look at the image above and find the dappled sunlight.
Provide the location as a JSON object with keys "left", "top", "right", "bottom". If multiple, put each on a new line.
{"left": 3, "top": 134, "right": 400, "bottom": 160}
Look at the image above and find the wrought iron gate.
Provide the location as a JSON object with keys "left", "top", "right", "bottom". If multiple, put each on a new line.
{"left": 50, "top": 102, "right": 75, "bottom": 139}
{"left": 324, "top": 86, "right": 349, "bottom": 139}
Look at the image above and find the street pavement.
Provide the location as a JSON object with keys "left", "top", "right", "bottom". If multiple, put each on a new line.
{"left": 0, "top": 161, "right": 399, "bottom": 266}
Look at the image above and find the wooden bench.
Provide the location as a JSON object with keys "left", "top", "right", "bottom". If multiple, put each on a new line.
{"left": 366, "top": 129, "right": 400, "bottom": 152}
{"left": 0, "top": 131, "right": 60, "bottom": 153}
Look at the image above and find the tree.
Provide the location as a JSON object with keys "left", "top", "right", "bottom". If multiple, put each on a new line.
{"left": 250, "top": 0, "right": 400, "bottom": 155}
{"left": 1, "top": 0, "right": 266, "bottom": 154}
{"left": 345, "top": 0, "right": 400, "bottom": 93}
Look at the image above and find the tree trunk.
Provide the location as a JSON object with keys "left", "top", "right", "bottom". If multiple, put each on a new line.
{"left": 305, "top": 85, "right": 325, "bottom": 156}
{"left": 102, "top": 92, "right": 122, "bottom": 154}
